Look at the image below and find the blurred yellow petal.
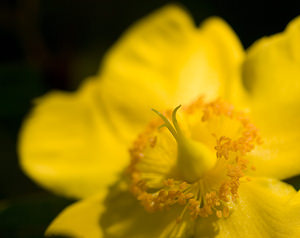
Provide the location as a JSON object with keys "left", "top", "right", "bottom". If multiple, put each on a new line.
{"left": 243, "top": 16, "right": 300, "bottom": 104}
{"left": 200, "top": 17, "right": 246, "bottom": 105}
{"left": 286, "top": 191, "right": 300, "bottom": 237}
{"left": 47, "top": 182, "right": 193, "bottom": 238}
{"left": 19, "top": 5, "right": 244, "bottom": 198}
{"left": 196, "top": 178, "right": 300, "bottom": 238}
{"left": 46, "top": 191, "right": 106, "bottom": 237}
{"left": 96, "top": 4, "right": 244, "bottom": 142}
{"left": 242, "top": 16, "right": 300, "bottom": 179}
{"left": 19, "top": 79, "right": 129, "bottom": 198}
{"left": 248, "top": 102, "right": 300, "bottom": 179}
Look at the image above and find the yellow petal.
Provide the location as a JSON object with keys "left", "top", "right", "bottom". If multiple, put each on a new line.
{"left": 195, "top": 178, "right": 300, "bottom": 237}
{"left": 46, "top": 181, "right": 194, "bottom": 238}
{"left": 19, "top": 5, "right": 244, "bottom": 198}
{"left": 286, "top": 191, "right": 300, "bottom": 237}
{"left": 242, "top": 17, "right": 300, "bottom": 179}
{"left": 96, "top": 5, "right": 244, "bottom": 139}
{"left": 200, "top": 17, "right": 246, "bottom": 105}
{"left": 247, "top": 102, "right": 300, "bottom": 179}
{"left": 46, "top": 191, "right": 106, "bottom": 238}
{"left": 19, "top": 79, "right": 129, "bottom": 198}
{"left": 47, "top": 178, "right": 300, "bottom": 238}
{"left": 243, "top": 16, "right": 300, "bottom": 104}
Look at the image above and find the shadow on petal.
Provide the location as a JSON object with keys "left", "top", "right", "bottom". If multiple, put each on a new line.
{"left": 99, "top": 180, "right": 196, "bottom": 238}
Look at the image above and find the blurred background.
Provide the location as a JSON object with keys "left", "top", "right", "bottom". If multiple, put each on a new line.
{"left": 0, "top": 0, "right": 299, "bottom": 237}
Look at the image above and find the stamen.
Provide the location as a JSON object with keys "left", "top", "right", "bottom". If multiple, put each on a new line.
{"left": 128, "top": 97, "right": 261, "bottom": 220}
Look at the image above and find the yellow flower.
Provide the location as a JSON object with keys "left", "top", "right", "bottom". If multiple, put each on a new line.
{"left": 18, "top": 5, "right": 300, "bottom": 238}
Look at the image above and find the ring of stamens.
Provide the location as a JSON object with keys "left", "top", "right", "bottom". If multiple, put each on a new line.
{"left": 127, "top": 97, "right": 262, "bottom": 220}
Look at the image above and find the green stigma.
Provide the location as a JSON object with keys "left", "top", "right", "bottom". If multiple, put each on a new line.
{"left": 152, "top": 106, "right": 217, "bottom": 182}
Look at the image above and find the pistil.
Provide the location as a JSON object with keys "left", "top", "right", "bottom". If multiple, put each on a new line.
{"left": 152, "top": 106, "right": 216, "bottom": 182}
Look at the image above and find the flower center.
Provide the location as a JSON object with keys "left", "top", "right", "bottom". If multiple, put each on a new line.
{"left": 127, "top": 97, "right": 261, "bottom": 219}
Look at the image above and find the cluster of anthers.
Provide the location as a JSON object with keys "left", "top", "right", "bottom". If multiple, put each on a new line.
{"left": 127, "top": 97, "right": 262, "bottom": 221}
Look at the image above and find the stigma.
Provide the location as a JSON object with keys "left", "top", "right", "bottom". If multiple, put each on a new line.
{"left": 127, "top": 97, "right": 261, "bottom": 219}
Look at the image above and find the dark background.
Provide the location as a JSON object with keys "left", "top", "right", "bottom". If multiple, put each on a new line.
{"left": 0, "top": 0, "right": 299, "bottom": 237}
